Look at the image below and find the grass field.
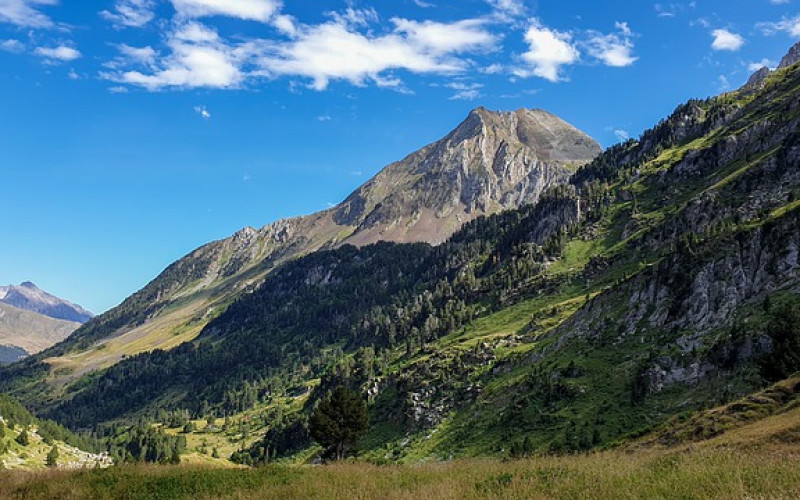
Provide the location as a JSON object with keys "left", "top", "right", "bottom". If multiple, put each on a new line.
{"left": 1, "top": 445, "right": 798, "bottom": 500}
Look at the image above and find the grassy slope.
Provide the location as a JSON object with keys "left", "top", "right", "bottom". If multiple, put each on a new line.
{"left": 0, "top": 422, "right": 110, "bottom": 470}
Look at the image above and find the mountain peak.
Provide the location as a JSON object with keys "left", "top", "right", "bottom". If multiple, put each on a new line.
{"left": 0, "top": 283, "right": 93, "bottom": 323}
{"left": 778, "top": 40, "right": 800, "bottom": 69}
{"left": 333, "top": 106, "right": 601, "bottom": 246}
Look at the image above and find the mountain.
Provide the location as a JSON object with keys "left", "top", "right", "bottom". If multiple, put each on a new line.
{"left": 779, "top": 40, "right": 800, "bottom": 69}
{"left": 3, "top": 43, "right": 800, "bottom": 466}
{"left": 0, "top": 282, "right": 93, "bottom": 324}
{"left": 1, "top": 107, "right": 599, "bottom": 388}
{"left": 0, "top": 302, "right": 83, "bottom": 365}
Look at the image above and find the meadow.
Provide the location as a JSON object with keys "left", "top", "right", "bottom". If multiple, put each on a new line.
{"left": 1, "top": 445, "right": 798, "bottom": 500}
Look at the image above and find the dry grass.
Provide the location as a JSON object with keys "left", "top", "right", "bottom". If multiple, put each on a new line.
{"left": 1, "top": 445, "right": 799, "bottom": 500}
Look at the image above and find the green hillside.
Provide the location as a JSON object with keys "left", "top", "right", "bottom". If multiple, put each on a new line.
{"left": 3, "top": 52, "right": 800, "bottom": 468}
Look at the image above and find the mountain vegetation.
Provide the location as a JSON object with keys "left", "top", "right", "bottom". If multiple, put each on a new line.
{"left": 2, "top": 44, "right": 800, "bottom": 476}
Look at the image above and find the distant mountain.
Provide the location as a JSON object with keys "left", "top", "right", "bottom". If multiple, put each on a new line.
{"left": 0, "top": 302, "right": 81, "bottom": 362}
{"left": 0, "top": 282, "right": 93, "bottom": 324}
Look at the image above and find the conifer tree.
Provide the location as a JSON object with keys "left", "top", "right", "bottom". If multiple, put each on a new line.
{"left": 308, "top": 386, "right": 369, "bottom": 460}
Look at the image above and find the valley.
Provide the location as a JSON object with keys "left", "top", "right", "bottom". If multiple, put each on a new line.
{"left": 2, "top": 18, "right": 800, "bottom": 499}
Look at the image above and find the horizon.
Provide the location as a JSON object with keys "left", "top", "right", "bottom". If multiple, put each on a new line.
{"left": 1, "top": 0, "right": 798, "bottom": 313}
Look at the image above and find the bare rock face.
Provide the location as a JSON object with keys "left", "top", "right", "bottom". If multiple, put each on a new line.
{"left": 336, "top": 108, "right": 601, "bottom": 245}
{"left": 779, "top": 41, "right": 800, "bottom": 69}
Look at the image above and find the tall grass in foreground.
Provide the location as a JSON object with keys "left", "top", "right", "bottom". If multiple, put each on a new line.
{"left": 1, "top": 448, "right": 799, "bottom": 499}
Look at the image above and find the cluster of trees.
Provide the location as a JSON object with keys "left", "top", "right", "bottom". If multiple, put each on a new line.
{"left": 105, "top": 423, "right": 186, "bottom": 464}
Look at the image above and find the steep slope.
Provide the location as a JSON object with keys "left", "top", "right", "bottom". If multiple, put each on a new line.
{"left": 0, "top": 303, "right": 81, "bottom": 363}
{"left": 336, "top": 108, "right": 600, "bottom": 245}
{"left": 8, "top": 108, "right": 599, "bottom": 388}
{"left": 0, "top": 283, "right": 92, "bottom": 324}
{"left": 17, "top": 43, "right": 800, "bottom": 466}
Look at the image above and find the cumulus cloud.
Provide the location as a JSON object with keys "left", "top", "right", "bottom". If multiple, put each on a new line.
{"left": 585, "top": 22, "right": 638, "bottom": 67}
{"left": 711, "top": 29, "right": 745, "bottom": 51}
{"left": 256, "top": 17, "right": 497, "bottom": 90}
{"left": 757, "top": 15, "right": 800, "bottom": 37}
{"left": 100, "top": 0, "right": 156, "bottom": 28}
{"left": 104, "top": 23, "right": 247, "bottom": 89}
{"left": 515, "top": 19, "right": 579, "bottom": 82}
{"left": 170, "top": 0, "right": 281, "bottom": 22}
{"left": 35, "top": 45, "right": 81, "bottom": 61}
{"left": 103, "top": 7, "right": 498, "bottom": 92}
{"left": 0, "top": 0, "right": 57, "bottom": 27}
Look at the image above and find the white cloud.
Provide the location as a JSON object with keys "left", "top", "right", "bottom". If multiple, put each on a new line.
{"left": 481, "top": 63, "right": 504, "bottom": 74}
{"left": 585, "top": 22, "right": 638, "bottom": 67}
{"left": 0, "top": 0, "right": 57, "bottom": 27}
{"left": 718, "top": 74, "right": 730, "bottom": 91}
{"left": 393, "top": 18, "right": 497, "bottom": 55}
{"left": 757, "top": 15, "right": 800, "bottom": 37}
{"left": 108, "top": 85, "right": 129, "bottom": 93}
{"left": 446, "top": 81, "right": 482, "bottom": 100}
{"left": 412, "top": 0, "right": 434, "bottom": 7}
{"left": 711, "top": 29, "right": 745, "bottom": 51}
{"left": 316, "top": 114, "right": 331, "bottom": 121}
{"left": 194, "top": 104, "right": 211, "bottom": 119}
{"left": 614, "top": 129, "right": 630, "bottom": 141}
{"left": 748, "top": 58, "right": 777, "bottom": 71}
{"left": 770, "top": 0, "right": 790, "bottom": 4}
{"left": 0, "top": 39, "right": 24, "bottom": 52}
{"left": 256, "top": 17, "right": 496, "bottom": 90}
{"left": 486, "top": 0, "right": 526, "bottom": 18}
{"left": 105, "top": 23, "right": 247, "bottom": 89}
{"left": 328, "top": 7, "right": 379, "bottom": 28}
{"left": 35, "top": 45, "right": 81, "bottom": 61}
{"left": 100, "top": 0, "right": 156, "bottom": 28}
{"left": 170, "top": 0, "right": 280, "bottom": 22}
{"left": 516, "top": 19, "right": 579, "bottom": 82}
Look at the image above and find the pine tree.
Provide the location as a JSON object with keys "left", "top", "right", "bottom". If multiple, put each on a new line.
{"left": 308, "top": 386, "right": 369, "bottom": 460}
{"left": 0, "top": 420, "right": 5, "bottom": 439}
{"left": 15, "top": 427, "right": 29, "bottom": 446}
{"left": 46, "top": 445, "right": 59, "bottom": 468}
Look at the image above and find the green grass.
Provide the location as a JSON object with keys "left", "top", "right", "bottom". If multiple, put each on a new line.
{"left": 2, "top": 447, "right": 800, "bottom": 499}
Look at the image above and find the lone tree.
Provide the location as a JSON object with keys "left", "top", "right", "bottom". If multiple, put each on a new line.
{"left": 308, "top": 386, "right": 369, "bottom": 460}
{"left": 46, "top": 445, "right": 59, "bottom": 468}
{"left": 15, "top": 427, "right": 29, "bottom": 446}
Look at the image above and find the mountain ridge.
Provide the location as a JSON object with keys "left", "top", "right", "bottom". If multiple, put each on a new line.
{"left": 0, "top": 282, "right": 93, "bottom": 324}
{"left": 17, "top": 106, "right": 600, "bottom": 383}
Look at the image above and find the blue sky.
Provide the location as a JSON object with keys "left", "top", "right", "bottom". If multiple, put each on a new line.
{"left": 0, "top": 0, "right": 798, "bottom": 313}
